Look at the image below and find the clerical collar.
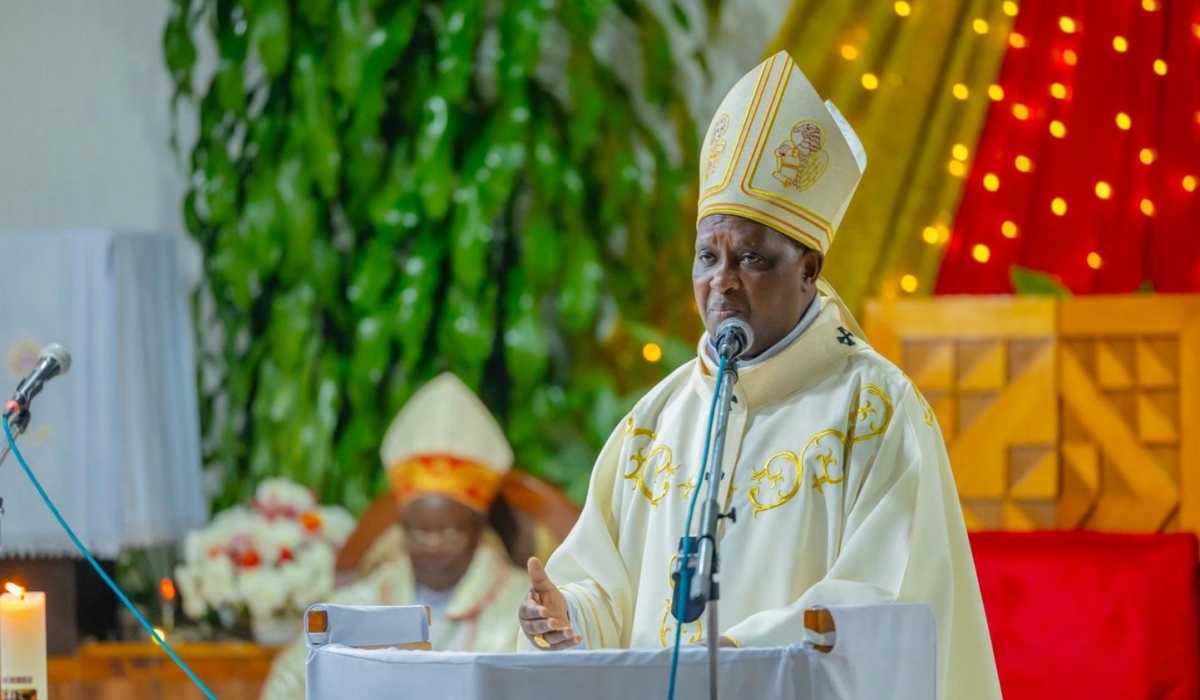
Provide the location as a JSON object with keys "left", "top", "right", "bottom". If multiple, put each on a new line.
{"left": 705, "top": 295, "right": 821, "bottom": 369}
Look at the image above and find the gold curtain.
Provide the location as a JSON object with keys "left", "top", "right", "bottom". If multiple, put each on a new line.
{"left": 765, "top": 0, "right": 1017, "bottom": 312}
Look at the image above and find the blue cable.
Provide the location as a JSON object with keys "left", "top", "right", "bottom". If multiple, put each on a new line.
{"left": 3, "top": 415, "right": 219, "bottom": 700}
{"left": 666, "top": 355, "right": 727, "bottom": 700}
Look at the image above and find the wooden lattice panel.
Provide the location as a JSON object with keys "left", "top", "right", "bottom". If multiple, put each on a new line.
{"left": 1058, "top": 297, "right": 1200, "bottom": 534}
{"left": 865, "top": 295, "right": 1200, "bottom": 536}
{"left": 866, "top": 298, "right": 1059, "bottom": 530}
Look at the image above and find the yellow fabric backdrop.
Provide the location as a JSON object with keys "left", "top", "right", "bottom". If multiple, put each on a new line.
{"left": 766, "top": 0, "right": 1017, "bottom": 312}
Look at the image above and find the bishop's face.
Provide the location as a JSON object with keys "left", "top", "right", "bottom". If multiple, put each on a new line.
{"left": 692, "top": 214, "right": 822, "bottom": 358}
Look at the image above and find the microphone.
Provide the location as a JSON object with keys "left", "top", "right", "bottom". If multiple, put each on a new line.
{"left": 4, "top": 344, "right": 72, "bottom": 418}
{"left": 714, "top": 319, "right": 754, "bottom": 361}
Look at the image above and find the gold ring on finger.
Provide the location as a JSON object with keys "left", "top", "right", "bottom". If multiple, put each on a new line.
{"left": 533, "top": 633, "right": 551, "bottom": 649}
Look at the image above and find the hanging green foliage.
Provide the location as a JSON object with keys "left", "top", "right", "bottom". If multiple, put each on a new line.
{"left": 166, "top": 0, "right": 717, "bottom": 512}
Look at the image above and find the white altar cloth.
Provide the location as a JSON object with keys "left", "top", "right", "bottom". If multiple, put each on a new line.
{"left": 306, "top": 604, "right": 935, "bottom": 699}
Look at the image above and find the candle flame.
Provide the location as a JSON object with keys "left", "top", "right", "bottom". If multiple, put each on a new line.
{"left": 160, "top": 578, "right": 177, "bottom": 601}
{"left": 4, "top": 582, "right": 25, "bottom": 598}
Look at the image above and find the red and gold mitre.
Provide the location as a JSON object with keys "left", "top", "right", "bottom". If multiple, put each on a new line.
{"left": 381, "top": 373, "right": 513, "bottom": 513}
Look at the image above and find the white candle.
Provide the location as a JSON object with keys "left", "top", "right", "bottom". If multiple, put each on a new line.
{"left": 0, "top": 583, "right": 48, "bottom": 700}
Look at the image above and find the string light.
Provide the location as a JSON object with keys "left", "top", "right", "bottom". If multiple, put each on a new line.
{"left": 973, "top": 19, "right": 989, "bottom": 34}
{"left": 1113, "top": 36, "right": 1128, "bottom": 52}
{"left": 1050, "top": 83, "right": 1067, "bottom": 99}
{"left": 1012, "top": 103, "right": 1030, "bottom": 120}
{"left": 1087, "top": 253, "right": 1103, "bottom": 270}
{"left": 1015, "top": 155, "right": 1032, "bottom": 172}
{"left": 948, "top": 160, "right": 966, "bottom": 177}
{"left": 840, "top": 45, "right": 858, "bottom": 60}
{"left": 1142, "top": 0, "right": 1157, "bottom": 10}
{"left": 988, "top": 84, "right": 1005, "bottom": 101}
{"left": 922, "top": 226, "right": 940, "bottom": 244}
{"left": 1003, "top": 1, "right": 1018, "bottom": 17}
{"left": 1050, "top": 120, "right": 1067, "bottom": 138}
{"left": 1193, "top": 23, "right": 1200, "bottom": 39}
{"left": 1153, "top": 59, "right": 1168, "bottom": 76}
{"left": 953, "top": 83, "right": 970, "bottom": 100}
{"left": 1141, "top": 198, "right": 1155, "bottom": 217}
{"left": 900, "top": 274, "right": 919, "bottom": 292}
{"left": 1052, "top": 197, "right": 1068, "bottom": 216}
{"left": 1059, "top": 17, "right": 1077, "bottom": 33}
{"left": 936, "top": 224, "right": 950, "bottom": 243}
{"left": 1095, "top": 181, "right": 1112, "bottom": 199}
{"left": 1139, "top": 148, "right": 1157, "bottom": 165}
{"left": 1116, "top": 112, "right": 1132, "bottom": 130}
{"left": 1010, "top": 33, "right": 1027, "bottom": 48}
{"left": 1063, "top": 50, "right": 1078, "bottom": 65}
{"left": 642, "top": 343, "right": 663, "bottom": 363}
{"left": 1001, "top": 221, "right": 1019, "bottom": 238}
{"left": 952, "top": 144, "right": 969, "bottom": 161}
{"left": 973, "top": 244, "right": 991, "bottom": 263}
{"left": 983, "top": 173, "right": 1000, "bottom": 191}
{"left": 862, "top": 73, "right": 880, "bottom": 90}
{"left": 1185, "top": 175, "right": 1198, "bottom": 193}
{"left": 894, "top": 1, "right": 912, "bottom": 17}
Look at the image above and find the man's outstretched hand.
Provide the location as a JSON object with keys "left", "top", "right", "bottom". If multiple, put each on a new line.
{"left": 518, "top": 557, "right": 581, "bottom": 651}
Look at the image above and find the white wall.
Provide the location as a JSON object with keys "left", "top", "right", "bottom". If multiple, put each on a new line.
{"left": 0, "top": 0, "right": 187, "bottom": 234}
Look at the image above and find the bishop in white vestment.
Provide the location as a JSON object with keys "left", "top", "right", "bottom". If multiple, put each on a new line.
{"left": 517, "top": 52, "right": 1002, "bottom": 700}
{"left": 262, "top": 374, "right": 528, "bottom": 699}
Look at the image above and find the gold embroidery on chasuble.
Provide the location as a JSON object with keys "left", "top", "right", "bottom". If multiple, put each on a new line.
{"left": 772, "top": 120, "right": 830, "bottom": 193}
{"left": 659, "top": 554, "right": 704, "bottom": 646}
{"left": 745, "top": 384, "right": 897, "bottom": 511}
{"left": 900, "top": 373, "right": 936, "bottom": 427}
{"left": 623, "top": 421, "right": 681, "bottom": 507}
{"left": 748, "top": 450, "right": 804, "bottom": 516}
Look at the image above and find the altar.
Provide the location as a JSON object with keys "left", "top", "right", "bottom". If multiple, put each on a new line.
{"left": 305, "top": 604, "right": 936, "bottom": 700}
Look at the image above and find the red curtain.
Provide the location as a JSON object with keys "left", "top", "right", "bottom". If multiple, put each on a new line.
{"left": 937, "top": 0, "right": 1200, "bottom": 294}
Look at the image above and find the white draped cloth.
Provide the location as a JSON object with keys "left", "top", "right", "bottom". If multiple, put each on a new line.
{"left": 0, "top": 229, "right": 204, "bottom": 557}
{"left": 305, "top": 604, "right": 935, "bottom": 699}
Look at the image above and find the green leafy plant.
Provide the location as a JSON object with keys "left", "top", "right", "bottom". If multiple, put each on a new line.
{"left": 165, "top": 0, "right": 718, "bottom": 512}
{"left": 1010, "top": 266, "right": 1071, "bottom": 297}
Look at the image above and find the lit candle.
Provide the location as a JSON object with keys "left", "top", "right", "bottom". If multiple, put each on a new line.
{"left": 0, "top": 582, "right": 48, "bottom": 700}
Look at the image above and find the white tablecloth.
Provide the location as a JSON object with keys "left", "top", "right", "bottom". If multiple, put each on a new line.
{"left": 306, "top": 604, "right": 935, "bottom": 699}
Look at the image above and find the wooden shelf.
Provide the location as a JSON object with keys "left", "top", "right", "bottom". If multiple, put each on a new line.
{"left": 49, "top": 641, "right": 277, "bottom": 700}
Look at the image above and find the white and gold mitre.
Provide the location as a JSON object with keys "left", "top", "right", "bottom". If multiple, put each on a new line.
{"left": 381, "top": 373, "right": 513, "bottom": 512}
{"left": 697, "top": 51, "right": 867, "bottom": 255}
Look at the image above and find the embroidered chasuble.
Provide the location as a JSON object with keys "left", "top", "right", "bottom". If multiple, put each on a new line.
{"left": 530, "top": 296, "right": 1002, "bottom": 700}
{"left": 261, "top": 530, "right": 527, "bottom": 699}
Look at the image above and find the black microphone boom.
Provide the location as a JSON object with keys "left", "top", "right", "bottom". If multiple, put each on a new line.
{"left": 715, "top": 318, "right": 754, "bottom": 361}
{"left": 5, "top": 343, "right": 72, "bottom": 419}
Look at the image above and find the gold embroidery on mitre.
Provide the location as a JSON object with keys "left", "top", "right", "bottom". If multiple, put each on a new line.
{"left": 704, "top": 114, "right": 730, "bottom": 180}
{"left": 772, "top": 120, "right": 830, "bottom": 192}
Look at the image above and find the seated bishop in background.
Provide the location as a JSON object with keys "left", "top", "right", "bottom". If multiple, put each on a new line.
{"left": 261, "top": 373, "right": 529, "bottom": 700}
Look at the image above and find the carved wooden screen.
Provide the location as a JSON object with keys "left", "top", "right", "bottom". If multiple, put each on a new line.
{"left": 865, "top": 296, "right": 1200, "bottom": 534}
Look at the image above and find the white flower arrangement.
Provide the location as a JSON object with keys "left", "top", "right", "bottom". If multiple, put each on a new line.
{"left": 175, "top": 478, "right": 356, "bottom": 624}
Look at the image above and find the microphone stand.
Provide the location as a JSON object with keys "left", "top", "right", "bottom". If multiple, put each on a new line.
{"left": 0, "top": 407, "right": 31, "bottom": 549}
{"left": 672, "top": 356, "right": 740, "bottom": 700}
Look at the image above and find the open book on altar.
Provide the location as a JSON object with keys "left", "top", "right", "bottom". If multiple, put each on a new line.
{"left": 303, "top": 603, "right": 935, "bottom": 699}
